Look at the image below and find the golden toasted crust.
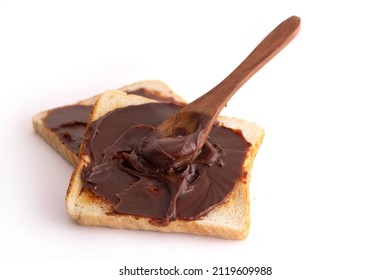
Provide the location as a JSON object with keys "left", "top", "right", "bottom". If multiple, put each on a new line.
{"left": 32, "top": 80, "right": 186, "bottom": 166}
{"left": 66, "top": 90, "right": 265, "bottom": 240}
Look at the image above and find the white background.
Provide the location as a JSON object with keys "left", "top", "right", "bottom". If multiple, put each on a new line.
{"left": 1, "top": 0, "right": 389, "bottom": 279}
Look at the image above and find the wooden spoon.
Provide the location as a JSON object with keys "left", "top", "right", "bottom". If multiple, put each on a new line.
{"left": 143, "top": 16, "right": 300, "bottom": 168}
{"left": 156, "top": 16, "right": 300, "bottom": 141}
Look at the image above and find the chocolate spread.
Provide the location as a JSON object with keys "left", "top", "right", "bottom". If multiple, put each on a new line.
{"left": 43, "top": 104, "right": 92, "bottom": 155}
{"left": 42, "top": 89, "right": 184, "bottom": 156}
{"left": 81, "top": 102, "right": 251, "bottom": 225}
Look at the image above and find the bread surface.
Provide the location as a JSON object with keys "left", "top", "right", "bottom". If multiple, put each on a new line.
{"left": 32, "top": 80, "right": 186, "bottom": 166}
{"left": 66, "top": 90, "right": 265, "bottom": 240}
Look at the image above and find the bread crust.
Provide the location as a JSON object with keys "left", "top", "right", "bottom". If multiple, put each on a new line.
{"left": 32, "top": 80, "right": 186, "bottom": 166}
{"left": 66, "top": 90, "right": 265, "bottom": 240}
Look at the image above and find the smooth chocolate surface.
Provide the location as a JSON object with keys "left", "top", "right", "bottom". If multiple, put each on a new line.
{"left": 43, "top": 104, "right": 92, "bottom": 155}
{"left": 82, "top": 102, "right": 251, "bottom": 225}
{"left": 42, "top": 88, "right": 183, "bottom": 156}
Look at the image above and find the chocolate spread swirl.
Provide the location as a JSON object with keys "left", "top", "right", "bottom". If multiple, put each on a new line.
{"left": 81, "top": 103, "right": 250, "bottom": 225}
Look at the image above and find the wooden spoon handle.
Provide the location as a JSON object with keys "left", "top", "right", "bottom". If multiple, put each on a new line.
{"left": 191, "top": 15, "right": 301, "bottom": 115}
{"left": 156, "top": 16, "right": 301, "bottom": 138}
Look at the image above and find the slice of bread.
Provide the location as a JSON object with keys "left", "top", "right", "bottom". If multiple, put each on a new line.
{"left": 32, "top": 80, "right": 186, "bottom": 166}
{"left": 66, "top": 90, "right": 265, "bottom": 240}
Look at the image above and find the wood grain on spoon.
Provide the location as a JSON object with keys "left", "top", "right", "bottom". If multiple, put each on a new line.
{"left": 156, "top": 16, "right": 301, "bottom": 143}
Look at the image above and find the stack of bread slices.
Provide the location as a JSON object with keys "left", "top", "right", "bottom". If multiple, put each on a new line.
{"left": 32, "top": 80, "right": 264, "bottom": 240}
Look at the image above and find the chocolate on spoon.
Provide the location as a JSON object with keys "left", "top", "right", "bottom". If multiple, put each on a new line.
{"left": 141, "top": 16, "right": 301, "bottom": 169}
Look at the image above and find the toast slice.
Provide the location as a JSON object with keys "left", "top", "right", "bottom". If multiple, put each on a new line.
{"left": 32, "top": 80, "right": 186, "bottom": 166}
{"left": 66, "top": 90, "right": 265, "bottom": 239}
